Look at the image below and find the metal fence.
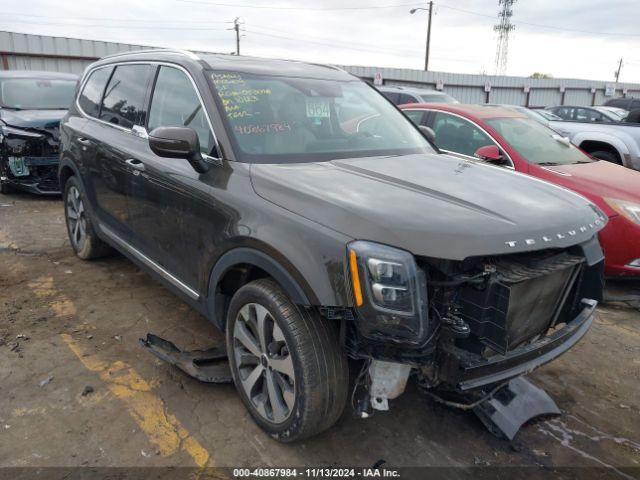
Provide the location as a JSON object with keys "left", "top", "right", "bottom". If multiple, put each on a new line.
{"left": 340, "top": 65, "right": 639, "bottom": 107}
{"left": 1, "top": 30, "right": 638, "bottom": 107}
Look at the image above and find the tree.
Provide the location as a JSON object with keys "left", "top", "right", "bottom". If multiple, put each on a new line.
{"left": 530, "top": 72, "right": 553, "bottom": 79}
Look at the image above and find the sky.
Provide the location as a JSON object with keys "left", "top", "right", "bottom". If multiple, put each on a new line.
{"left": 2, "top": 0, "right": 639, "bottom": 82}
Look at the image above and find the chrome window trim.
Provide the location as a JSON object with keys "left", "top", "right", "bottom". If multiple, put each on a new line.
{"left": 99, "top": 223, "right": 200, "bottom": 301}
{"left": 76, "top": 60, "right": 222, "bottom": 160}
{"left": 403, "top": 108, "right": 516, "bottom": 169}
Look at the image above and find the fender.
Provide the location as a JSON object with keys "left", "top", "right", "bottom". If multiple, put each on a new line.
{"left": 570, "top": 131, "right": 635, "bottom": 168}
{"left": 207, "top": 247, "right": 317, "bottom": 328}
{"left": 58, "top": 156, "right": 81, "bottom": 189}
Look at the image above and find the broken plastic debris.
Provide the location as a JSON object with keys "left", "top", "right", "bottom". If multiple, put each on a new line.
{"left": 39, "top": 376, "right": 53, "bottom": 388}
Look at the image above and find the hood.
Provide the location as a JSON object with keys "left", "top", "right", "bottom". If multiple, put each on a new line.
{"left": 0, "top": 108, "right": 66, "bottom": 130}
{"left": 537, "top": 160, "right": 640, "bottom": 206}
{"left": 251, "top": 154, "right": 605, "bottom": 260}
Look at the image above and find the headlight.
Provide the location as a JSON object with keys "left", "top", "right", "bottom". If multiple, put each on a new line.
{"left": 348, "top": 241, "right": 428, "bottom": 345}
{"left": 605, "top": 198, "right": 640, "bottom": 225}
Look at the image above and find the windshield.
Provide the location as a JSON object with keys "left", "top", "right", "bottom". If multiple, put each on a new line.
{"left": 487, "top": 117, "right": 592, "bottom": 165}
{"left": 209, "top": 71, "right": 434, "bottom": 163}
{"left": 420, "top": 93, "right": 458, "bottom": 104}
{"left": 0, "top": 78, "right": 76, "bottom": 109}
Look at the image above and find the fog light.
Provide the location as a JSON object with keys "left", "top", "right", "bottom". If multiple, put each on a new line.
{"left": 627, "top": 259, "right": 640, "bottom": 268}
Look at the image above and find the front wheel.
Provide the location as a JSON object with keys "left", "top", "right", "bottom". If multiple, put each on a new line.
{"left": 226, "top": 279, "right": 349, "bottom": 442}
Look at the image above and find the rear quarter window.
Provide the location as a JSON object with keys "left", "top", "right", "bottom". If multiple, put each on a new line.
{"left": 78, "top": 67, "right": 112, "bottom": 118}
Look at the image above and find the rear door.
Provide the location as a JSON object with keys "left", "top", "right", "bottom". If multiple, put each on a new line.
{"left": 82, "top": 63, "right": 153, "bottom": 240}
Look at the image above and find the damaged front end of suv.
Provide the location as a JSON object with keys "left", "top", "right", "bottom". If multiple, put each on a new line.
{"left": 0, "top": 71, "right": 77, "bottom": 195}
{"left": 345, "top": 229, "right": 604, "bottom": 436}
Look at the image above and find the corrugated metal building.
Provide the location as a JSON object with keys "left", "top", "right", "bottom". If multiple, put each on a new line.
{"left": 2, "top": 30, "right": 638, "bottom": 107}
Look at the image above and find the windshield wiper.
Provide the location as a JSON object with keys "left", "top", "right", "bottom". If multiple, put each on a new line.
{"left": 537, "top": 162, "right": 559, "bottom": 166}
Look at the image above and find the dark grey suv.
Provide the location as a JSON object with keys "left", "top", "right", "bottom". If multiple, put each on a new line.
{"left": 60, "top": 49, "right": 606, "bottom": 441}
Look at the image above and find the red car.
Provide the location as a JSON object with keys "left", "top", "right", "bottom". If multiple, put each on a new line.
{"left": 400, "top": 103, "right": 640, "bottom": 277}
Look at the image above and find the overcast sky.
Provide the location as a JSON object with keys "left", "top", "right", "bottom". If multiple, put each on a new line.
{"left": 2, "top": 0, "right": 639, "bottom": 82}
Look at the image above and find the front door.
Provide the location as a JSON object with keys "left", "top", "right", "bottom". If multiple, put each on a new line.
{"left": 127, "top": 65, "right": 224, "bottom": 294}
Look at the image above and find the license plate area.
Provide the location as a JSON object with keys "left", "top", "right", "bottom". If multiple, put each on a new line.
{"left": 8, "top": 156, "right": 30, "bottom": 177}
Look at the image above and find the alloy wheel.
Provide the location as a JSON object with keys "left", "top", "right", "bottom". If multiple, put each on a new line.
{"left": 66, "top": 185, "right": 87, "bottom": 251}
{"left": 232, "top": 303, "right": 296, "bottom": 424}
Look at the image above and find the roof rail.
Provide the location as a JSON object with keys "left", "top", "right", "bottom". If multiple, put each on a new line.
{"left": 100, "top": 48, "right": 200, "bottom": 61}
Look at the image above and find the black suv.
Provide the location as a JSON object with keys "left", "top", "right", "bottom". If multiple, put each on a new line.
{"left": 1, "top": 70, "right": 77, "bottom": 194}
{"left": 60, "top": 50, "right": 606, "bottom": 441}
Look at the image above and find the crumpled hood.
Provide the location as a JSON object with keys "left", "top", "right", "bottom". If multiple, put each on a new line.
{"left": 251, "top": 153, "right": 605, "bottom": 260}
{"left": 0, "top": 108, "right": 66, "bottom": 130}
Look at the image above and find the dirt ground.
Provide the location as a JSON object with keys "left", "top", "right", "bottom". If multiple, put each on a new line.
{"left": 1, "top": 192, "right": 639, "bottom": 477}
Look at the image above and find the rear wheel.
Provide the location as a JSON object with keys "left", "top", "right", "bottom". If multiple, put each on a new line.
{"left": 64, "top": 176, "right": 111, "bottom": 260}
{"left": 226, "top": 279, "right": 348, "bottom": 442}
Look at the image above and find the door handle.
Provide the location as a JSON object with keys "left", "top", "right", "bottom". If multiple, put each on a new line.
{"left": 125, "top": 158, "right": 145, "bottom": 171}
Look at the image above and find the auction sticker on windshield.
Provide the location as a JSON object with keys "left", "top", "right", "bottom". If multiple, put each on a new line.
{"left": 306, "top": 98, "right": 330, "bottom": 118}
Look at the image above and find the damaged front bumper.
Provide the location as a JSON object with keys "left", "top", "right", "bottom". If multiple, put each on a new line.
{"left": 1, "top": 124, "right": 61, "bottom": 195}
{"left": 437, "top": 298, "right": 596, "bottom": 391}
{"left": 1, "top": 155, "right": 60, "bottom": 194}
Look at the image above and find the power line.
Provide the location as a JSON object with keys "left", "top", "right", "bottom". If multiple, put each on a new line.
{"left": 176, "top": 0, "right": 422, "bottom": 10}
{"left": 0, "top": 17, "right": 231, "bottom": 31}
{"left": 438, "top": 4, "right": 640, "bottom": 37}
{"left": 1, "top": 12, "right": 233, "bottom": 24}
{"left": 244, "top": 28, "right": 483, "bottom": 63}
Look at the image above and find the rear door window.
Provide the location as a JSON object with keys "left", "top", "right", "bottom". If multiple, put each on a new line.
{"left": 148, "top": 66, "right": 215, "bottom": 156}
{"left": 100, "top": 64, "right": 152, "bottom": 129}
{"left": 78, "top": 67, "right": 112, "bottom": 118}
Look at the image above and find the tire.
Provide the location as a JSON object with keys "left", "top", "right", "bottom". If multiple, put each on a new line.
{"left": 63, "top": 176, "right": 111, "bottom": 260}
{"left": 226, "top": 278, "right": 348, "bottom": 442}
{"left": 590, "top": 150, "right": 622, "bottom": 165}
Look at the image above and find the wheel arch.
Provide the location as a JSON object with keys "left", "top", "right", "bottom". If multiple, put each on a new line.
{"left": 207, "top": 246, "right": 318, "bottom": 330}
{"left": 574, "top": 133, "right": 630, "bottom": 166}
{"left": 58, "top": 157, "right": 81, "bottom": 191}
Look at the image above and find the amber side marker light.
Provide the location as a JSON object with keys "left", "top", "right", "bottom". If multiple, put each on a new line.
{"left": 349, "top": 249, "right": 364, "bottom": 307}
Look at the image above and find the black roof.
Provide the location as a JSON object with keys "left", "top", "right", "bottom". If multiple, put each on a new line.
{"left": 0, "top": 70, "right": 78, "bottom": 80}
{"left": 91, "top": 49, "right": 355, "bottom": 81}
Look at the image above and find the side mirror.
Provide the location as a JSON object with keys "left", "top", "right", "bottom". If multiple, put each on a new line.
{"left": 474, "top": 145, "right": 503, "bottom": 164}
{"left": 148, "top": 126, "right": 209, "bottom": 173}
{"left": 419, "top": 125, "right": 436, "bottom": 143}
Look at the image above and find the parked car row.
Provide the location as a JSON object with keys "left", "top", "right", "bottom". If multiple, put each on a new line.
{"left": 0, "top": 54, "right": 634, "bottom": 443}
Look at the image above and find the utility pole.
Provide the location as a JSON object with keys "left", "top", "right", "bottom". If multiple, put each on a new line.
{"left": 615, "top": 58, "right": 623, "bottom": 83}
{"left": 494, "top": 0, "right": 516, "bottom": 75}
{"left": 234, "top": 17, "right": 241, "bottom": 56}
{"left": 410, "top": 1, "right": 433, "bottom": 71}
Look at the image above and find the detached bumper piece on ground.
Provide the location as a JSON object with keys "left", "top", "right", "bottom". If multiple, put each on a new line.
{"left": 141, "top": 332, "right": 561, "bottom": 440}
{"left": 140, "top": 334, "right": 232, "bottom": 383}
